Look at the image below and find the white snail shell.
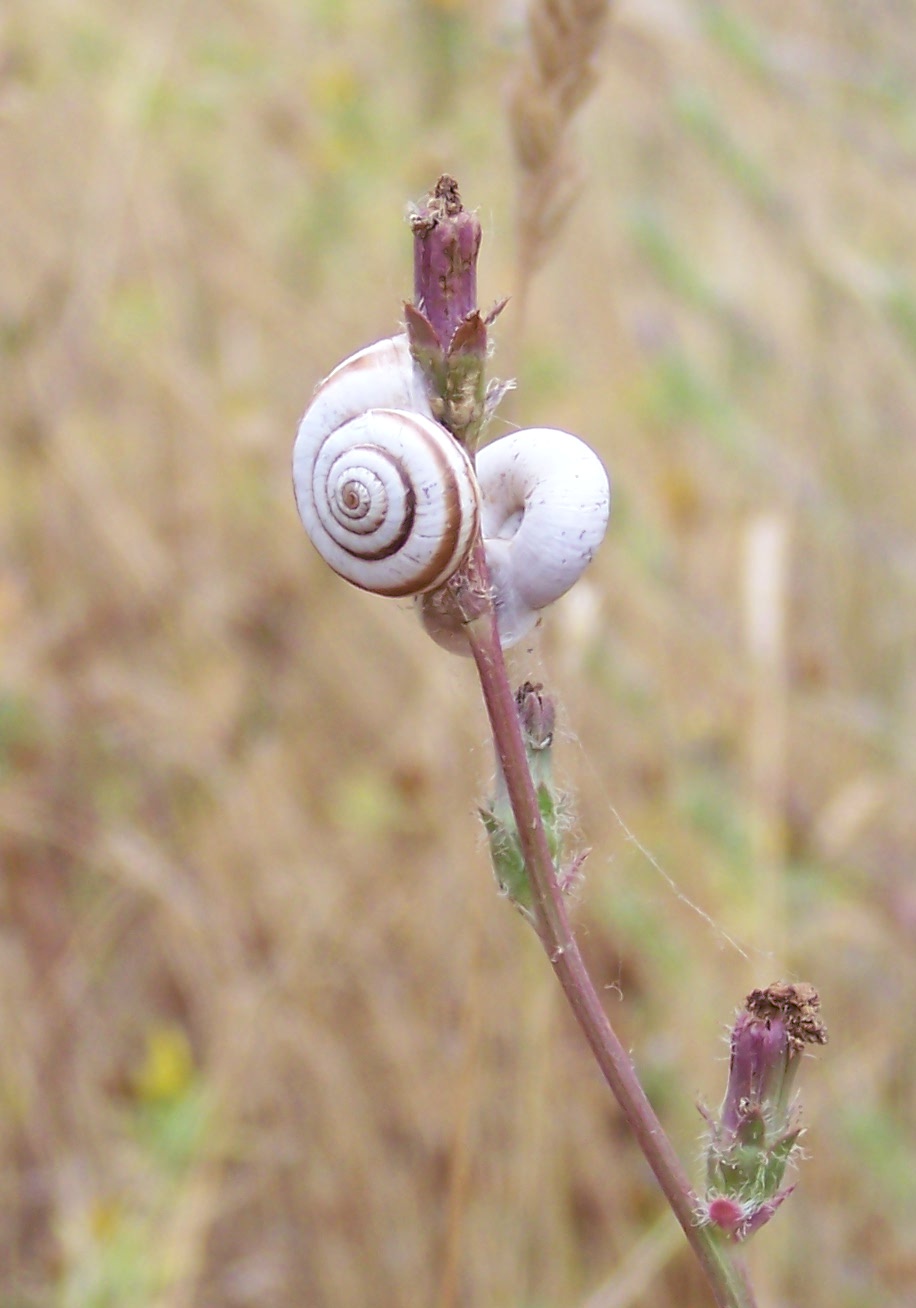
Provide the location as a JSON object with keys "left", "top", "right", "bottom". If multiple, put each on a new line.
{"left": 293, "top": 336, "right": 481, "bottom": 596}
{"left": 419, "top": 427, "right": 611, "bottom": 653}
{"left": 294, "top": 336, "right": 610, "bottom": 648}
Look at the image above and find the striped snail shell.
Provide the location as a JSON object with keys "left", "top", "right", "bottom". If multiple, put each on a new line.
{"left": 293, "top": 336, "right": 480, "bottom": 597}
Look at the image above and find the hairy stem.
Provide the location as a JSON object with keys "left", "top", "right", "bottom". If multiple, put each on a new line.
{"left": 410, "top": 175, "right": 757, "bottom": 1308}
{"left": 465, "top": 601, "right": 756, "bottom": 1308}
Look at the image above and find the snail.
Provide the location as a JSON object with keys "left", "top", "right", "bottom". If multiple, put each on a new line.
{"left": 292, "top": 335, "right": 480, "bottom": 597}
{"left": 293, "top": 335, "right": 610, "bottom": 649}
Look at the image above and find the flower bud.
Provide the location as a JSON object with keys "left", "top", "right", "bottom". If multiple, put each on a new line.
{"left": 480, "top": 683, "right": 564, "bottom": 912}
{"left": 516, "top": 680, "right": 556, "bottom": 782}
{"left": 408, "top": 175, "right": 487, "bottom": 449}
{"left": 700, "top": 982, "right": 827, "bottom": 1242}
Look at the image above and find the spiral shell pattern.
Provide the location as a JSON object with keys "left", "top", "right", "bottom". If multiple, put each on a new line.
{"left": 294, "top": 337, "right": 481, "bottom": 596}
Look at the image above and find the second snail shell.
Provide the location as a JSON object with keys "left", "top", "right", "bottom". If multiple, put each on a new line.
{"left": 419, "top": 427, "right": 611, "bottom": 654}
{"left": 294, "top": 335, "right": 610, "bottom": 648}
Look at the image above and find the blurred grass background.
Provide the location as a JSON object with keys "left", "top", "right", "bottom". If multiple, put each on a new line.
{"left": 2, "top": 0, "right": 915, "bottom": 1305}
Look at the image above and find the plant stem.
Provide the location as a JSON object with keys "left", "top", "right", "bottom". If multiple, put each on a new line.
{"left": 409, "top": 174, "right": 757, "bottom": 1308}
{"left": 465, "top": 600, "right": 756, "bottom": 1308}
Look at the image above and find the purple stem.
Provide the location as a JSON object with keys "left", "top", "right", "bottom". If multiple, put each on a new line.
{"left": 411, "top": 177, "right": 756, "bottom": 1308}
{"left": 464, "top": 608, "right": 755, "bottom": 1308}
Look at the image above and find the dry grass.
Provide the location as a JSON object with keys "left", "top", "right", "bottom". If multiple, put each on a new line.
{"left": 507, "top": 0, "right": 613, "bottom": 311}
{"left": 2, "top": 1, "right": 916, "bottom": 1305}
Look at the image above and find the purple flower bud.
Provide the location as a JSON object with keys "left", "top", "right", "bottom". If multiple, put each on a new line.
{"left": 410, "top": 174, "right": 481, "bottom": 352}
{"left": 516, "top": 681, "right": 556, "bottom": 753}
{"left": 409, "top": 176, "right": 488, "bottom": 449}
{"left": 702, "top": 1185, "right": 796, "bottom": 1242}
{"left": 704, "top": 1196, "right": 746, "bottom": 1238}
{"left": 702, "top": 983, "right": 826, "bottom": 1242}
{"left": 720, "top": 983, "right": 826, "bottom": 1139}
{"left": 721, "top": 1009, "right": 792, "bottom": 1135}
{"left": 482, "top": 683, "right": 569, "bottom": 911}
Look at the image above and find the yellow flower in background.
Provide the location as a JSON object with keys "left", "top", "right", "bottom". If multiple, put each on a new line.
{"left": 89, "top": 1197, "right": 122, "bottom": 1244}
{"left": 134, "top": 1025, "right": 194, "bottom": 1105}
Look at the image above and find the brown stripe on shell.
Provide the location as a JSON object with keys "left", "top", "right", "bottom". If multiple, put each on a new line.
{"left": 311, "top": 338, "right": 404, "bottom": 400}
{"left": 365, "top": 414, "right": 478, "bottom": 599}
